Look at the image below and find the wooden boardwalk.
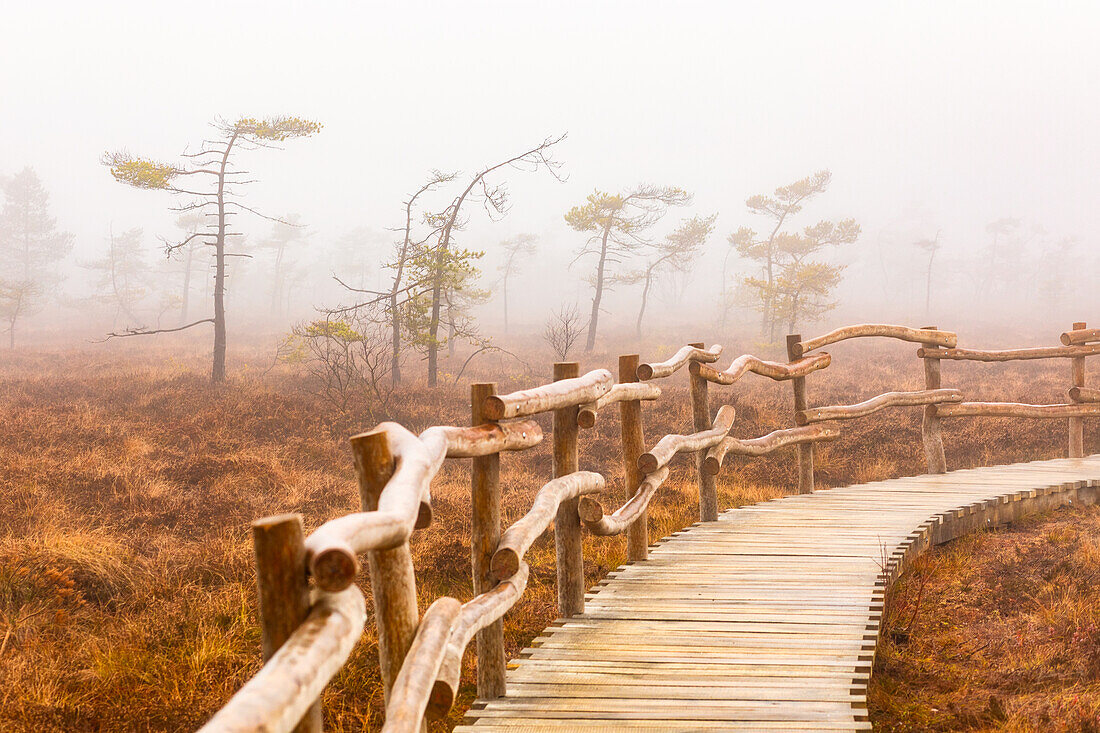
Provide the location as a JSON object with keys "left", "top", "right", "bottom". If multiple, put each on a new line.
{"left": 458, "top": 456, "right": 1100, "bottom": 732}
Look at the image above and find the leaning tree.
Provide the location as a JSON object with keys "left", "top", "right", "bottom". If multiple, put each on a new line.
{"left": 565, "top": 184, "right": 690, "bottom": 352}
{"left": 103, "top": 116, "right": 321, "bottom": 382}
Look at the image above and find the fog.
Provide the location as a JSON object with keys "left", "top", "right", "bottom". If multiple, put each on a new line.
{"left": 2, "top": 0, "right": 1098, "bottom": 348}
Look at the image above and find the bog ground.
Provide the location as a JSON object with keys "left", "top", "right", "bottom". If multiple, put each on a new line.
{"left": 0, "top": 336, "right": 1096, "bottom": 731}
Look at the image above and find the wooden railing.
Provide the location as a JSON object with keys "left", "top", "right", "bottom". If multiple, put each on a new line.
{"left": 199, "top": 321, "right": 1098, "bottom": 733}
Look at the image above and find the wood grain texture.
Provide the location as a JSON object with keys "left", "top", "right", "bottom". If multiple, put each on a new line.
{"left": 251, "top": 514, "right": 321, "bottom": 732}
{"left": 936, "top": 402, "right": 1100, "bottom": 418}
{"left": 794, "top": 323, "right": 956, "bottom": 357}
{"left": 638, "top": 404, "right": 736, "bottom": 475}
{"left": 617, "top": 354, "right": 650, "bottom": 560}
{"left": 796, "top": 389, "right": 962, "bottom": 425}
{"left": 483, "top": 368, "right": 614, "bottom": 420}
{"left": 305, "top": 423, "right": 433, "bottom": 592}
{"left": 692, "top": 352, "right": 831, "bottom": 385}
{"left": 198, "top": 586, "right": 366, "bottom": 733}
{"left": 704, "top": 426, "right": 840, "bottom": 475}
{"left": 459, "top": 457, "right": 1100, "bottom": 733}
{"left": 1062, "top": 326, "right": 1100, "bottom": 345}
{"left": 492, "top": 471, "right": 606, "bottom": 581}
{"left": 579, "top": 467, "right": 670, "bottom": 536}
{"left": 471, "top": 383, "right": 506, "bottom": 699}
{"left": 577, "top": 381, "right": 661, "bottom": 429}
{"left": 1070, "top": 323, "right": 1087, "bottom": 458}
{"left": 920, "top": 330, "right": 948, "bottom": 474}
{"left": 636, "top": 343, "right": 723, "bottom": 380}
{"left": 787, "top": 335, "right": 814, "bottom": 494}
{"left": 919, "top": 343, "right": 1100, "bottom": 361}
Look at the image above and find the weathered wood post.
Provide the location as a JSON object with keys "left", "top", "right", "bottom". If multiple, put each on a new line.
{"left": 920, "top": 325, "right": 948, "bottom": 474}
{"left": 251, "top": 514, "right": 322, "bottom": 733}
{"left": 470, "top": 382, "right": 506, "bottom": 698}
{"left": 786, "top": 334, "right": 814, "bottom": 494}
{"left": 553, "top": 362, "right": 584, "bottom": 617}
{"left": 1069, "top": 321, "right": 1087, "bottom": 458}
{"left": 351, "top": 429, "right": 421, "bottom": 712}
{"left": 689, "top": 342, "right": 719, "bottom": 520}
{"left": 618, "top": 354, "right": 649, "bottom": 560}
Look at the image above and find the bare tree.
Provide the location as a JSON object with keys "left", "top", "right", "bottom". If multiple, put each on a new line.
{"left": 497, "top": 233, "right": 537, "bottom": 333}
{"left": 565, "top": 184, "right": 690, "bottom": 352}
{"left": 914, "top": 230, "right": 941, "bottom": 314}
{"left": 102, "top": 115, "right": 321, "bottom": 382}
{"left": 634, "top": 214, "right": 716, "bottom": 335}
{"left": 288, "top": 305, "right": 401, "bottom": 420}
{"left": 83, "top": 226, "right": 149, "bottom": 326}
{"left": 543, "top": 303, "right": 584, "bottom": 361}
{"left": 259, "top": 213, "right": 308, "bottom": 319}
{"left": 425, "top": 134, "right": 566, "bottom": 385}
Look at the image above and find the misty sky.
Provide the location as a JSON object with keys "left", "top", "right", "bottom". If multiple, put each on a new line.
{"left": 3, "top": 1, "right": 1098, "bottom": 326}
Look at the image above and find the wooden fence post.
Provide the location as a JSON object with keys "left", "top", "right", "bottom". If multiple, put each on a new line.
{"left": 553, "top": 362, "right": 584, "bottom": 618}
{"left": 618, "top": 354, "right": 649, "bottom": 560}
{"left": 689, "top": 342, "right": 719, "bottom": 520}
{"left": 470, "top": 383, "right": 506, "bottom": 698}
{"left": 251, "top": 514, "right": 322, "bottom": 733}
{"left": 351, "top": 429, "right": 421, "bottom": 714}
{"left": 786, "top": 334, "right": 814, "bottom": 494}
{"left": 1070, "top": 321, "right": 1087, "bottom": 458}
{"left": 920, "top": 326, "right": 948, "bottom": 474}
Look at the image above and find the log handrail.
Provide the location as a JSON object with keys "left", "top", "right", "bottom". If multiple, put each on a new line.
{"left": 636, "top": 343, "right": 722, "bottom": 380}
{"left": 197, "top": 586, "right": 366, "bottom": 733}
{"left": 1062, "top": 327, "right": 1100, "bottom": 345}
{"left": 578, "top": 467, "right": 670, "bottom": 536}
{"left": 482, "top": 368, "right": 614, "bottom": 419}
{"left": 935, "top": 402, "right": 1100, "bottom": 419}
{"left": 1070, "top": 386, "right": 1100, "bottom": 403}
{"left": 793, "top": 324, "right": 957, "bottom": 357}
{"left": 577, "top": 381, "right": 662, "bottom": 428}
{"left": 918, "top": 344, "right": 1100, "bottom": 361}
{"left": 490, "top": 471, "right": 607, "bottom": 580}
{"left": 637, "top": 405, "right": 737, "bottom": 474}
{"left": 427, "top": 564, "right": 529, "bottom": 718}
{"left": 202, "top": 324, "right": 1100, "bottom": 733}
{"left": 704, "top": 425, "right": 841, "bottom": 475}
{"left": 796, "top": 389, "right": 963, "bottom": 425}
{"left": 691, "top": 352, "right": 831, "bottom": 385}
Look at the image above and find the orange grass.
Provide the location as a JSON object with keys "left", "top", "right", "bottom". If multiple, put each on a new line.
{"left": 871, "top": 505, "right": 1100, "bottom": 732}
{"left": 0, "top": 335, "right": 1095, "bottom": 731}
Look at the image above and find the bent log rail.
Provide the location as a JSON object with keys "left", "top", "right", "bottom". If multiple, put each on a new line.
{"left": 200, "top": 319, "right": 1099, "bottom": 733}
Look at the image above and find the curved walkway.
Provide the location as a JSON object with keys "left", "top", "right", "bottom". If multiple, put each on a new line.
{"left": 457, "top": 456, "right": 1100, "bottom": 732}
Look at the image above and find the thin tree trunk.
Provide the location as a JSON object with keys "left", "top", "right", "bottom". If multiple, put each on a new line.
{"left": 181, "top": 246, "right": 193, "bottom": 325}
{"left": 584, "top": 227, "right": 611, "bottom": 352}
{"left": 503, "top": 274, "right": 509, "bottom": 334}
{"left": 636, "top": 264, "right": 655, "bottom": 336}
{"left": 211, "top": 132, "right": 238, "bottom": 383}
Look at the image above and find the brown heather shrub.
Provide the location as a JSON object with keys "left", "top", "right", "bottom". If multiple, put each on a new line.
{"left": 0, "top": 333, "right": 1096, "bottom": 730}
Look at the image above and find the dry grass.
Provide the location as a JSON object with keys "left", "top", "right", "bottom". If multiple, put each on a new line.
{"left": 0, "top": 333, "right": 1094, "bottom": 731}
{"left": 871, "top": 505, "right": 1100, "bottom": 732}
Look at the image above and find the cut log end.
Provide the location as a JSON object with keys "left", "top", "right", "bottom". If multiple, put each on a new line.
{"left": 490, "top": 548, "right": 520, "bottom": 582}
{"left": 794, "top": 412, "right": 810, "bottom": 426}
{"left": 703, "top": 455, "right": 721, "bottom": 476}
{"left": 637, "top": 453, "right": 659, "bottom": 474}
{"left": 482, "top": 395, "right": 506, "bottom": 421}
{"left": 577, "top": 496, "right": 605, "bottom": 523}
{"left": 426, "top": 680, "right": 456, "bottom": 720}
{"left": 310, "top": 547, "right": 358, "bottom": 593}
{"left": 636, "top": 363, "right": 655, "bottom": 381}
{"left": 577, "top": 408, "right": 597, "bottom": 429}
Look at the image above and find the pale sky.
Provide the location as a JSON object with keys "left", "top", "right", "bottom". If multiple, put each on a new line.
{"left": 3, "top": 0, "right": 1098, "bottom": 329}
